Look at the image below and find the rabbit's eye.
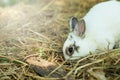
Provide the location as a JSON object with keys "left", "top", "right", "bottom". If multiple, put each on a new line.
{"left": 66, "top": 47, "right": 74, "bottom": 56}
{"left": 69, "top": 47, "right": 73, "bottom": 53}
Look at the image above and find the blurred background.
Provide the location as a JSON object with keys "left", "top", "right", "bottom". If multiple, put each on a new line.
{"left": 0, "top": 0, "right": 36, "bottom": 7}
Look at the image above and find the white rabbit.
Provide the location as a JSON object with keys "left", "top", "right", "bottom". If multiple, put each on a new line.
{"left": 63, "top": 0, "right": 120, "bottom": 60}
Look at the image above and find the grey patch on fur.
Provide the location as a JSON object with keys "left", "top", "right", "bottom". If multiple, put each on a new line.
{"left": 73, "top": 41, "right": 80, "bottom": 53}
{"left": 69, "top": 35, "right": 73, "bottom": 40}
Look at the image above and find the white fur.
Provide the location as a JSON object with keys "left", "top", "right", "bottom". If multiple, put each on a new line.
{"left": 63, "top": 1, "right": 120, "bottom": 60}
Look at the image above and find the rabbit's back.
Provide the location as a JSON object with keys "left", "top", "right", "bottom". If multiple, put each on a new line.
{"left": 84, "top": 1, "right": 120, "bottom": 39}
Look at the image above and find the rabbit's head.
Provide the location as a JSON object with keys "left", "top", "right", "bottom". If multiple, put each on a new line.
{"left": 63, "top": 17, "right": 91, "bottom": 60}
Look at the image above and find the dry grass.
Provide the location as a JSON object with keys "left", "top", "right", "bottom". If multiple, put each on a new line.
{"left": 0, "top": 0, "right": 120, "bottom": 80}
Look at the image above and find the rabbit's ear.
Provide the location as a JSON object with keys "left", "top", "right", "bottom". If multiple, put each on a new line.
{"left": 74, "top": 19, "right": 86, "bottom": 37}
{"left": 70, "top": 17, "right": 78, "bottom": 32}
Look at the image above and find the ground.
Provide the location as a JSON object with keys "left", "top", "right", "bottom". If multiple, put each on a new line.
{"left": 0, "top": 0, "right": 120, "bottom": 80}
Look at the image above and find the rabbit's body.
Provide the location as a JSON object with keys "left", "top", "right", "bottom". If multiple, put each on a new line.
{"left": 84, "top": 1, "right": 120, "bottom": 51}
{"left": 63, "top": 1, "right": 120, "bottom": 60}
